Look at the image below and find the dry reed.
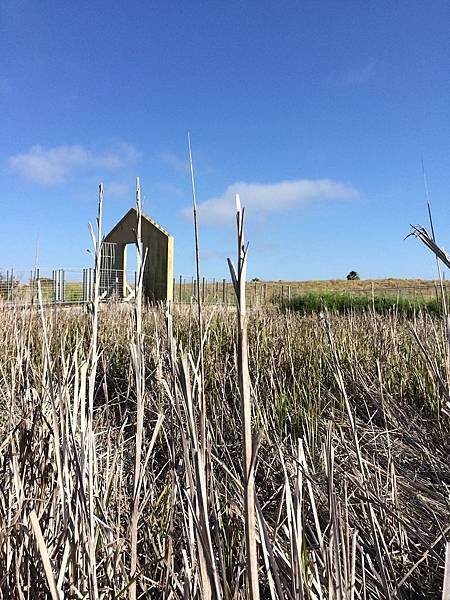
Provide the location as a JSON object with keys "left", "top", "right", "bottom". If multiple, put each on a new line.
{"left": 0, "top": 214, "right": 448, "bottom": 597}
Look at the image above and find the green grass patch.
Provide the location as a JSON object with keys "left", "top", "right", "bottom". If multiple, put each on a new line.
{"left": 286, "top": 291, "right": 442, "bottom": 316}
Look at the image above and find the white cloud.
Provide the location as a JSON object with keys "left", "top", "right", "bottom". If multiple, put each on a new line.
{"left": 8, "top": 143, "right": 140, "bottom": 185}
{"left": 182, "top": 179, "right": 360, "bottom": 226}
{"left": 9, "top": 145, "right": 87, "bottom": 184}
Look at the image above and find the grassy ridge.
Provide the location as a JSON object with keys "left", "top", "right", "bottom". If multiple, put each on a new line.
{"left": 176, "top": 278, "right": 445, "bottom": 306}
{"left": 267, "top": 277, "right": 440, "bottom": 290}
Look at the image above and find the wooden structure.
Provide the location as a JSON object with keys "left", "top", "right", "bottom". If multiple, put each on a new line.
{"left": 102, "top": 208, "right": 174, "bottom": 302}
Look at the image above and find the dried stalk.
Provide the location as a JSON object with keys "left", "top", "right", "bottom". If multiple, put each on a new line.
{"left": 187, "top": 132, "right": 206, "bottom": 457}
{"left": 85, "top": 183, "right": 104, "bottom": 599}
{"left": 130, "top": 177, "right": 145, "bottom": 600}
{"left": 187, "top": 133, "right": 212, "bottom": 599}
{"left": 228, "top": 193, "right": 260, "bottom": 599}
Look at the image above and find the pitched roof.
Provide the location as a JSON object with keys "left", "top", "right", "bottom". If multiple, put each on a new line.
{"left": 104, "top": 207, "right": 171, "bottom": 240}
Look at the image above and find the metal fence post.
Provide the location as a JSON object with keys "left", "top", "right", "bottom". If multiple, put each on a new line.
{"left": 59, "top": 269, "right": 65, "bottom": 302}
{"left": 52, "top": 270, "right": 57, "bottom": 302}
{"left": 35, "top": 268, "right": 40, "bottom": 303}
{"left": 7, "top": 269, "right": 13, "bottom": 302}
{"left": 90, "top": 268, "right": 94, "bottom": 302}
{"left": 82, "top": 269, "right": 86, "bottom": 303}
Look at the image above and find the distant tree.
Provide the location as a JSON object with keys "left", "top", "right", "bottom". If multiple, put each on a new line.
{"left": 251, "top": 277, "right": 261, "bottom": 282}
{"left": 347, "top": 271, "right": 360, "bottom": 281}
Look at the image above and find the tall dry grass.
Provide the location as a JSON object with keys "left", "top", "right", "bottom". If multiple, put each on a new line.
{"left": 0, "top": 298, "right": 448, "bottom": 597}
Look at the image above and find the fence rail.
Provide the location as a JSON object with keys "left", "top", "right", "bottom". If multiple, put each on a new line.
{"left": 0, "top": 268, "right": 448, "bottom": 307}
{"left": 0, "top": 268, "right": 127, "bottom": 305}
{"left": 172, "top": 277, "right": 450, "bottom": 307}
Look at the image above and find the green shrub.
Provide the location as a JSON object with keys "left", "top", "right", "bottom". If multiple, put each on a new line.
{"left": 346, "top": 271, "right": 360, "bottom": 280}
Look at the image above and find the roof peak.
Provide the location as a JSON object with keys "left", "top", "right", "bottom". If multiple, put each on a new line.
{"left": 105, "top": 207, "right": 171, "bottom": 240}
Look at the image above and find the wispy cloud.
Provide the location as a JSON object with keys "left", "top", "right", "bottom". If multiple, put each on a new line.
{"left": 8, "top": 142, "right": 140, "bottom": 185}
{"left": 156, "top": 149, "right": 216, "bottom": 177}
{"left": 327, "top": 60, "right": 378, "bottom": 86}
{"left": 344, "top": 60, "right": 377, "bottom": 85}
{"left": 182, "top": 179, "right": 360, "bottom": 226}
{"left": 156, "top": 182, "right": 184, "bottom": 197}
{"left": 156, "top": 151, "right": 189, "bottom": 174}
{"left": 105, "top": 181, "right": 130, "bottom": 198}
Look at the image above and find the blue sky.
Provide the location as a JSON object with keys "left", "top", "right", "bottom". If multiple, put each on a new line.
{"left": 1, "top": 0, "right": 450, "bottom": 280}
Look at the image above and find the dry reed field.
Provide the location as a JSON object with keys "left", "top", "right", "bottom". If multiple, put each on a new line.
{"left": 0, "top": 300, "right": 449, "bottom": 598}
{"left": 0, "top": 192, "right": 449, "bottom": 600}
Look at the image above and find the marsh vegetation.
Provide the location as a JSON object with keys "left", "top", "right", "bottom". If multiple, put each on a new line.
{"left": 0, "top": 301, "right": 448, "bottom": 598}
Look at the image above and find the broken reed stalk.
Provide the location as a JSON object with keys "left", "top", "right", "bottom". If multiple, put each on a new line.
{"left": 409, "top": 225, "right": 450, "bottom": 416}
{"left": 422, "top": 165, "right": 449, "bottom": 314}
{"left": 228, "top": 194, "right": 260, "bottom": 600}
{"left": 421, "top": 173, "right": 450, "bottom": 403}
{"left": 29, "top": 510, "right": 60, "bottom": 600}
{"left": 129, "top": 176, "right": 145, "bottom": 599}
